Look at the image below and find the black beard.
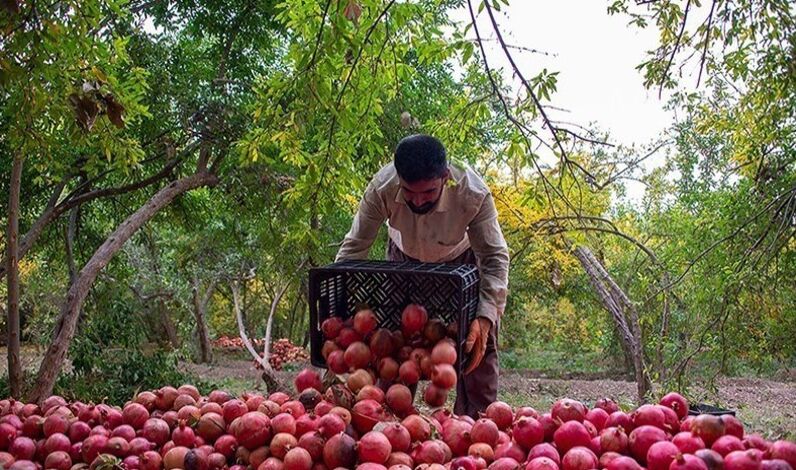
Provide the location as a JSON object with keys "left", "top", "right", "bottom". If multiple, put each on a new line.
{"left": 407, "top": 200, "right": 436, "bottom": 214}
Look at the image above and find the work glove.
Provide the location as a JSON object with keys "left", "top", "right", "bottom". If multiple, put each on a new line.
{"left": 464, "top": 317, "right": 491, "bottom": 375}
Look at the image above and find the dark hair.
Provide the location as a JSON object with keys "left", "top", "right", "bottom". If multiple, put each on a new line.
{"left": 394, "top": 134, "right": 447, "bottom": 183}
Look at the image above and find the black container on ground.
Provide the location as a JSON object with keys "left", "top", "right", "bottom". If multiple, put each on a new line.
{"left": 688, "top": 403, "right": 736, "bottom": 416}
{"left": 308, "top": 260, "right": 480, "bottom": 375}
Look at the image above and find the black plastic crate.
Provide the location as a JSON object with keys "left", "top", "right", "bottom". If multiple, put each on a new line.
{"left": 309, "top": 260, "right": 480, "bottom": 374}
{"left": 688, "top": 403, "right": 736, "bottom": 416}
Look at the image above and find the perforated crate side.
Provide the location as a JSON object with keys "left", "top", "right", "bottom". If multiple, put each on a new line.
{"left": 309, "top": 261, "right": 479, "bottom": 372}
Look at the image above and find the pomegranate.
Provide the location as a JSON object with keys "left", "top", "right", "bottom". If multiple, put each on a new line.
{"left": 600, "top": 427, "right": 629, "bottom": 454}
{"left": 585, "top": 408, "right": 610, "bottom": 431}
{"left": 82, "top": 435, "right": 109, "bottom": 463}
{"left": 490, "top": 457, "right": 521, "bottom": 470}
{"left": 552, "top": 399, "right": 587, "bottom": 423}
{"left": 430, "top": 342, "right": 457, "bottom": 366}
{"left": 768, "top": 441, "right": 796, "bottom": 469}
{"left": 378, "top": 358, "right": 400, "bottom": 382}
{"left": 486, "top": 402, "right": 513, "bottom": 430}
{"left": 529, "top": 443, "right": 560, "bottom": 465}
{"left": 206, "top": 453, "right": 226, "bottom": 470}
{"left": 258, "top": 457, "right": 284, "bottom": 470}
{"left": 8, "top": 436, "right": 34, "bottom": 461}
{"left": 283, "top": 447, "right": 313, "bottom": 470}
{"left": 295, "top": 414, "right": 318, "bottom": 436}
{"left": 659, "top": 393, "right": 689, "bottom": 420}
{"left": 526, "top": 457, "right": 560, "bottom": 470}
{"left": 270, "top": 433, "right": 298, "bottom": 460}
{"left": 398, "top": 361, "right": 420, "bottom": 385}
{"left": 68, "top": 421, "right": 91, "bottom": 443}
{"left": 539, "top": 414, "right": 558, "bottom": 442}
{"left": 0, "top": 423, "right": 18, "bottom": 448}
{"left": 352, "top": 400, "right": 387, "bottom": 433}
{"left": 323, "top": 433, "right": 357, "bottom": 469}
{"left": 681, "top": 416, "right": 695, "bottom": 433}
{"left": 318, "top": 414, "right": 346, "bottom": 438}
{"left": 44, "top": 451, "right": 72, "bottom": 470}
{"left": 272, "top": 413, "right": 297, "bottom": 435}
{"left": 628, "top": 425, "right": 668, "bottom": 463}
{"left": 442, "top": 419, "right": 473, "bottom": 457}
{"left": 401, "top": 304, "right": 428, "bottom": 335}
{"left": 696, "top": 449, "right": 726, "bottom": 470}
{"left": 43, "top": 414, "right": 70, "bottom": 437}
{"left": 358, "top": 385, "right": 386, "bottom": 404}
{"left": 172, "top": 421, "right": 196, "bottom": 447}
{"left": 354, "top": 309, "right": 379, "bottom": 335}
{"left": 562, "top": 447, "right": 599, "bottom": 470}
{"left": 359, "top": 431, "right": 392, "bottom": 464}
{"left": 469, "top": 443, "right": 495, "bottom": 463}
{"left": 657, "top": 405, "right": 680, "bottom": 433}
{"left": 632, "top": 405, "right": 666, "bottom": 430}
{"left": 466, "top": 419, "right": 497, "bottom": 447}
{"left": 249, "top": 446, "right": 270, "bottom": 467}
{"left": 21, "top": 416, "right": 43, "bottom": 439}
{"left": 121, "top": 403, "right": 150, "bottom": 430}
{"left": 647, "top": 441, "right": 681, "bottom": 470}
{"left": 347, "top": 369, "right": 375, "bottom": 394}
{"left": 164, "top": 446, "right": 190, "bottom": 470}
{"left": 322, "top": 317, "right": 343, "bottom": 339}
{"left": 516, "top": 407, "right": 540, "bottom": 419}
{"left": 692, "top": 415, "right": 726, "bottom": 447}
{"left": 402, "top": 415, "right": 431, "bottom": 442}
{"left": 141, "top": 450, "right": 163, "bottom": 470}
{"left": 141, "top": 418, "right": 171, "bottom": 446}
{"left": 596, "top": 398, "right": 621, "bottom": 415}
{"left": 381, "top": 423, "right": 412, "bottom": 453}
{"left": 761, "top": 461, "right": 793, "bottom": 470}
{"left": 385, "top": 385, "right": 413, "bottom": 414}
{"left": 106, "top": 436, "right": 131, "bottom": 457}
{"left": 387, "top": 451, "right": 414, "bottom": 468}
{"left": 222, "top": 400, "right": 248, "bottom": 424}
{"left": 280, "top": 400, "right": 306, "bottom": 417}
{"left": 314, "top": 401, "right": 333, "bottom": 417}
{"left": 607, "top": 456, "right": 644, "bottom": 470}
{"left": 337, "top": 328, "right": 362, "bottom": 349}
{"left": 495, "top": 442, "right": 526, "bottom": 462}
{"left": 607, "top": 411, "right": 633, "bottom": 432}
{"left": 554, "top": 421, "right": 592, "bottom": 454}
{"left": 234, "top": 412, "right": 271, "bottom": 450}
{"left": 369, "top": 329, "right": 395, "bottom": 359}
{"left": 423, "top": 384, "right": 448, "bottom": 407}
{"left": 43, "top": 433, "right": 71, "bottom": 454}
{"left": 414, "top": 441, "right": 446, "bottom": 465}
{"left": 8, "top": 461, "right": 36, "bottom": 470}
{"left": 722, "top": 416, "right": 744, "bottom": 439}
{"left": 431, "top": 364, "right": 457, "bottom": 389}
{"left": 743, "top": 435, "right": 771, "bottom": 452}
{"left": 673, "top": 432, "right": 707, "bottom": 454}
{"left": 344, "top": 342, "right": 372, "bottom": 370}
{"left": 295, "top": 368, "right": 323, "bottom": 393}
{"left": 724, "top": 450, "right": 763, "bottom": 470}
{"left": 298, "top": 431, "right": 325, "bottom": 461}
{"left": 714, "top": 436, "right": 747, "bottom": 457}
{"left": 451, "top": 456, "right": 479, "bottom": 470}
{"left": 513, "top": 417, "right": 544, "bottom": 451}
{"left": 670, "top": 454, "right": 710, "bottom": 470}
{"left": 130, "top": 437, "right": 154, "bottom": 455}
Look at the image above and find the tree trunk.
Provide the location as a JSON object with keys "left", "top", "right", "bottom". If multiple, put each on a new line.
{"left": 574, "top": 246, "right": 651, "bottom": 401}
{"left": 158, "top": 298, "right": 180, "bottom": 349}
{"left": 54, "top": 204, "right": 81, "bottom": 340}
{"left": 192, "top": 277, "right": 215, "bottom": 363}
{"left": 6, "top": 155, "right": 24, "bottom": 398}
{"left": 29, "top": 171, "right": 219, "bottom": 403}
{"left": 231, "top": 281, "right": 281, "bottom": 393}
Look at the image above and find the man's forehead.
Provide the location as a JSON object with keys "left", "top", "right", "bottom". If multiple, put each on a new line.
{"left": 399, "top": 178, "right": 443, "bottom": 192}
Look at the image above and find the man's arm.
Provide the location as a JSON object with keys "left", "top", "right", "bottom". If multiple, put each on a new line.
{"left": 467, "top": 191, "right": 510, "bottom": 325}
{"left": 335, "top": 181, "right": 388, "bottom": 262}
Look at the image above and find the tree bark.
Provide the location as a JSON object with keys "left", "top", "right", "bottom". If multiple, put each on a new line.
{"left": 29, "top": 171, "right": 219, "bottom": 403}
{"left": 143, "top": 234, "right": 180, "bottom": 348}
{"left": 191, "top": 277, "right": 216, "bottom": 363}
{"left": 6, "top": 155, "right": 24, "bottom": 398}
{"left": 574, "top": 245, "right": 651, "bottom": 401}
{"left": 0, "top": 151, "right": 189, "bottom": 283}
{"left": 231, "top": 281, "right": 281, "bottom": 393}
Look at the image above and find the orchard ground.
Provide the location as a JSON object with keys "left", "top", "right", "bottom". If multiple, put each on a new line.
{"left": 3, "top": 345, "right": 794, "bottom": 440}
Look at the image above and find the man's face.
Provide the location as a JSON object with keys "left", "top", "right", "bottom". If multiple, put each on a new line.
{"left": 400, "top": 172, "right": 448, "bottom": 214}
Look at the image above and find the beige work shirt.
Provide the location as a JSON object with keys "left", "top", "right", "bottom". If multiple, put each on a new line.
{"left": 335, "top": 162, "right": 509, "bottom": 323}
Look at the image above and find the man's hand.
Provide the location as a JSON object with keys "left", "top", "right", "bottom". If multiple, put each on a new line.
{"left": 464, "top": 317, "right": 491, "bottom": 375}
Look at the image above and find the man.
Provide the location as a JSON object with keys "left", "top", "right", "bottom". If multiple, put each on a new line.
{"left": 335, "top": 134, "right": 510, "bottom": 417}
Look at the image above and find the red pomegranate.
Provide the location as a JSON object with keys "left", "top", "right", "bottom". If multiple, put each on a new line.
{"left": 692, "top": 415, "right": 727, "bottom": 447}
{"left": 562, "top": 447, "right": 599, "bottom": 470}
{"left": 629, "top": 425, "right": 668, "bottom": 463}
{"left": 485, "top": 402, "right": 514, "bottom": 430}
{"left": 513, "top": 417, "right": 544, "bottom": 451}
{"left": 552, "top": 399, "right": 587, "bottom": 423}
{"left": 401, "top": 304, "right": 428, "bottom": 335}
{"left": 768, "top": 441, "right": 796, "bottom": 469}
{"left": 323, "top": 433, "right": 357, "bottom": 469}
{"left": 647, "top": 441, "right": 681, "bottom": 470}
{"left": 695, "top": 449, "right": 726, "bottom": 470}
{"left": 607, "top": 456, "right": 644, "bottom": 470}
{"left": 714, "top": 436, "right": 746, "bottom": 457}
{"left": 358, "top": 431, "right": 392, "bottom": 464}
{"left": 554, "top": 421, "right": 592, "bottom": 454}
{"left": 659, "top": 393, "right": 690, "bottom": 420}
{"left": 585, "top": 408, "right": 610, "bottom": 431}
{"left": 295, "top": 368, "right": 323, "bottom": 393}
{"left": 353, "top": 309, "right": 379, "bottom": 335}
{"left": 528, "top": 443, "right": 561, "bottom": 465}
{"left": 724, "top": 450, "right": 763, "bottom": 470}
{"left": 670, "top": 454, "right": 710, "bottom": 470}
{"left": 673, "top": 432, "right": 707, "bottom": 454}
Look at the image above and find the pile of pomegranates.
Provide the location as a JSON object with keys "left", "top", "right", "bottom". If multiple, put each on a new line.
{"left": 320, "top": 304, "right": 460, "bottom": 410}
{"left": 0, "top": 382, "right": 794, "bottom": 470}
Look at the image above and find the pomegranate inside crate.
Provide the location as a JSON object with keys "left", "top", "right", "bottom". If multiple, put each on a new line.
{"left": 308, "top": 260, "right": 479, "bottom": 376}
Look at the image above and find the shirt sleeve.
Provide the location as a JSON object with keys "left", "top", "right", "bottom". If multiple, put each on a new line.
{"left": 335, "top": 180, "right": 388, "bottom": 262}
{"left": 468, "top": 191, "right": 510, "bottom": 324}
